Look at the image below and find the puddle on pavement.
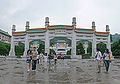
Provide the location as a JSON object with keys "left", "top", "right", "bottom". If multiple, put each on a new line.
{"left": 0, "top": 67, "right": 8, "bottom": 71}
{"left": 14, "top": 71, "right": 24, "bottom": 75}
{"left": 49, "top": 81, "right": 71, "bottom": 84}
{"left": 14, "top": 66, "right": 22, "bottom": 69}
{"left": 77, "top": 77, "right": 94, "bottom": 83}
{"left": 2, "top": 72, "right": 9, "bottom": 76}
{"left": 112, "top": 76, "right": 120, "bottom": 80}
{"left": 76, "top": 67, "right": 84, "bottom": 72}
{"left": 0, "top": 68, "right": 5, "bottom": 70}
{"left": 89, "top": 65, "right": 92, "bottom": 67}
{"left": 0, "top": 63, "right": 7, "bottom": 66}
{"left": 50, "top": 72, "right": 69, "bottom": 81}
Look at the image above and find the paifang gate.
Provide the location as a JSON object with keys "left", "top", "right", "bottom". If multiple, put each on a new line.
{"left": 9, "top": 17, "right": 111, "bottom": 58}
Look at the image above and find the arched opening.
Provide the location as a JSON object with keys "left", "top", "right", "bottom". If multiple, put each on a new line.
{"left": 97, "top": 42, "right": 107, "bottom": 54}
{"left": 76, "top": 41, "right": 84, "bottom": 55}
{"left": 50, "top": 37, "right": 71, "bottom": 56}
{"left": 15, "top": 41, "right": 25, "bottom": 57}
{"left": 29, "top": 40, "right": 45, "bottom": 54}
{"left": 76, "top": 40, "right": 92, "bottom": 59}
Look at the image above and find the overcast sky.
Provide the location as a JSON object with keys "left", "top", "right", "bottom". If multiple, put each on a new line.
{"left": 0, "top": 0, "right": 119, "bottom": 35}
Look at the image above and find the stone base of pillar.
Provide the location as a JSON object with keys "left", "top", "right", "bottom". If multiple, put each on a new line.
{"left": 71, "top": 53, "right": 77, "bottom": 59}
{"left": 71, "top": 55, "right": 81, "bottom": 59}
{"left": 8, "top": 56, "right": 16, "bottom": 58}
{"left": 9, "top": 50, "right": 15, "bottom": 57}
{"left": 23, "top": 51, "right": 27, "bottom": 58}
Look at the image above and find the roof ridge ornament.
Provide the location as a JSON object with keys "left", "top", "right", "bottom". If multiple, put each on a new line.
{"left": 25, "top": 21, "right": 30, "bottom": 29}
{"left": 72, "top": 17, "right": 76, "bottom": 27}
{"left": 92, "top": 21, "right": 96, "bottom": 31}
{"left": 45, "top": 17, "right": 49, "bottom": 27}
{"left": 106, "top": 25, "right": 110, "bottom": 32}
{"left": 12, "top": 25, "right": 16, "bottom": 32}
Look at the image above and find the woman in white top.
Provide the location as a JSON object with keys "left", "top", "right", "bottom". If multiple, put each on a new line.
{"left": 96, "top": 48, "right": 102, "bottom": 73}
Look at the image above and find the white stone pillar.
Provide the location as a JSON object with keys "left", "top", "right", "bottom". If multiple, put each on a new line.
{"left": 107, "top": 34, "right": 111, "bottom": 51}
{"left": 92, "top": 21, "right": 96, "bottom": 58}
{"left": 23, "top": 21, "right": 30, "bottom": 57}
{"left": 106, "top": 25, "right": 111, "bottom": 54}
{"left": 9, "top": 35, "right": 15, "bottom": 56}
{"left": 45, "top": 17, "right": 50, "bottom": 56}
{"left": 45, "top": 30, "right": 50, "bottom": 55}
{"left": 23, "top": 33, "right": 29, "bottom": 57}
{"left": 71, "top": 17, "right": 76, "bottom": 58}
{"left": 71, "top": 35, "right": 76, "bottom": 58}
{"left": 9, "top": 25, "right": 16, "bottom": 57}
{"left": 92, "top": 37, "right": 96, "bottom": 58}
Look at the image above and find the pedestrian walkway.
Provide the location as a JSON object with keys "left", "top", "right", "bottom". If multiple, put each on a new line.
{"left": 0, "top": 58, "right": 120, "bottom": 84}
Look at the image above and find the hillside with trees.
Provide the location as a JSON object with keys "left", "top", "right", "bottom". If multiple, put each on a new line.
{"left": 112, "top": 33, "right": 120, "bottom": 43}
{"left": 111, "top": 39, "right": 120, "bottom": 58}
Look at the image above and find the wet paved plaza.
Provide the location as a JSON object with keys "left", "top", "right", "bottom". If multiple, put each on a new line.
{"left": 0, "top": 57, "right": 120, "bottom": 84}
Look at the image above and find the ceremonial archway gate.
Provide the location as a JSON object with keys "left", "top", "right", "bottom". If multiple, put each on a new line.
{"left": 9, "top": 17, "right": 111, "bottom": 58}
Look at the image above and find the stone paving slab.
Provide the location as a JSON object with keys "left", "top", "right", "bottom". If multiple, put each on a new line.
{"left": 0, "top": 58, "right": 120, "bottom": 84}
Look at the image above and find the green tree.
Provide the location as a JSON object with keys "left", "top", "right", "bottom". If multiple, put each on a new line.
{"left": 67, "top": 49, "right": 71, "bottom": 55}
{"left": 0, "top": 42, "right": 10, "bottom": 55}
{"left": 0, "top": 45, "right": 8, "bottom": 55}
{"left": 97, "top": 42, "right": 106, "bottom": 54}
{"left": 87, "top": 42, "right": 92, "bottom": 55}
{"left": 110, "top": 34, "right": 112, "bottom": 42}
{"left": 50, "top": 49, "right": 56, "bottom": 55}
{"left": 111, "top": 39, "right": 120, "bottom": 57}
{"left": 76, "top": 43, "right": 85, "bottom": 55}
{"left": 15, "top": 45, "right": 24, "bottom": 56}
{"left": 37, "top": 44, "right": 45, "bottom": 54}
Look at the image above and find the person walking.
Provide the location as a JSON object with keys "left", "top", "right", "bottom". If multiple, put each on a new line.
{"left": 103, "top": 49, "right": 111, "bottom": 73}
{"left": 37, "top": 54, "right": 40, "bottom": 64}
{"left": 95, "top": 48, "right": 102, "bottom": 73}
{"left": 43, "top": 53, "right": 48, "bottom": 69}
{"left": 32, "top": 47, "right": 38, "bottom": 70}
{"left": 54, "top": 54, "right": 58, "bottom": 65}
{"left": 48, "top": 53, "right": 52, "bottom": 64}
{"left": 61, "top": 54, "right": 65, "bottom": 60}
{"left": 103, "top": 49, "right": 107, "bottom": 67}
{"left": 26, "top": 50, "right": 32, "bottom": 72}
{"left": 39, "top": 52, "right": 43, "bottom": 63}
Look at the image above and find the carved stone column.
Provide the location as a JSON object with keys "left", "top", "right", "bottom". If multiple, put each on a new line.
{"left": 9, "top": 25, "right": 16, "bottom": 57}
